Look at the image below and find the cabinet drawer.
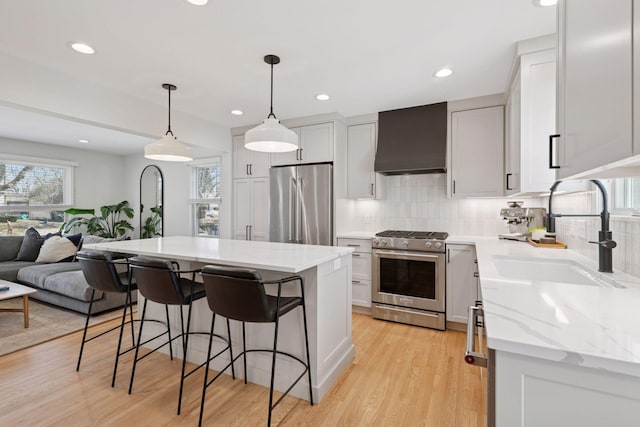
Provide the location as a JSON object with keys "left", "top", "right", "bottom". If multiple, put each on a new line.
{"left": 337, "top": 238, "right": 372, "bottom": 252}
{"left": 352, "top": 278, "right": 372, "bottom": 307}
{"left": 352, "top": 252, "right": 372, "bottom": 280}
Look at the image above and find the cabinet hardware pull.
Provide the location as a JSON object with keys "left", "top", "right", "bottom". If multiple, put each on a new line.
{"left": 370, "top": 183, "right": 374, "bottom": 196}
{"left": 447, "top": 249, "right": 450, "bottom": 263}
{"left": 296, "top": 149, "right": 299, "bottom": 161}
{"left": 347, "top": 244, "right": 360, "bottom": 247}
{"left": 506, "top": 173, "right": 513, "bottom": 190}
{"left": 352, "top": 253, "right": 361, "bottom": 257}
{"left": 249, "top": 164, "right": 252, "bottom": 175}
{"left": 249, "top": 225, "right": 252, "bottom": 240}
{"left": 473, "top": 272, "right": 479, "bottom": 278}
{"left": 352, "top": 280, "right": 361, "bottom": 284}
{"left": 245, "top": 225, "right": 249, "bottom": 240}
{"left": 453, "top": 180, "right": 456, "bottom": 194}
{"left": 246, "top": 164, "right": 249, "bottom": 175}
{"left": 299, "top": 148, "right": 303, "bottom": 161}
{"left": 549, "top": 134, "right": 560, "bottom": 169}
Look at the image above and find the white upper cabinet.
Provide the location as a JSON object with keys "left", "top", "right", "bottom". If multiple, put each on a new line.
{"left": 505, "top": 48, "right": 558, "bottom": 195}
{"left": 556, "top": 0, "right": 633, "bottom": 179}
{"left": 232, "top": 135, "right": 271, "bottom": 178}
{"left": 347, "top": 123, "right": 381, "bottom": 199}
{"left": 450, "top": 105, "right": 505, "bottom": 198}
{"left": 270, "top": 122, "right": 334, "bottom": 166}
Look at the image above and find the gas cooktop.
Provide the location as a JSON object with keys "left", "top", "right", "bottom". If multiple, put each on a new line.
{"left": 372, "top": 230, "right": 448, "bottom": 253}
{"left": 375, "top": 230, "right": 449, "bottom": 240}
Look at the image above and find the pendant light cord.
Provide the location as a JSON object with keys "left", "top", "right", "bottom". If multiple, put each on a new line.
{"left": 166, "top": 86, "right": 174, "bottom": 136}
{"left": 268, "top": 60, "right": 276, "bottom": 119}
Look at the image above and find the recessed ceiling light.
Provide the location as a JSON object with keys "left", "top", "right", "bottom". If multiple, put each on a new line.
{"left": 434, "top": 67, "right": 453, "bottom": 78}
{"left": 231, "top": 110, "right": 243, "bottom": 115}
{"left": 68, "top": 42, "right": 95, "bottom": 55}
{"left": 315, "top": 94, "right": 330, "bottom": 101}
{"left": 78, "top": 139, "right": 89, "bottom": 144}
{"left": 185, "top": 0, "right": 208, "bottom": 5}
{"left": 533, "top": 0, "right": 557, "bottom": 6}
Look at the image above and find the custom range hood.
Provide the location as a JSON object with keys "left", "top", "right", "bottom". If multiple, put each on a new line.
{"left": 374, "top": 102, "right": 447, "bottom": 175}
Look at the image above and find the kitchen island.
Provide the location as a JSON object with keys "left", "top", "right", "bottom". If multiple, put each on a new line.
{"left": 84, "top": 236, "right": 355, "bottom": 402}
{"left": 449, "top": 236, "right": 640, "bottom": 426}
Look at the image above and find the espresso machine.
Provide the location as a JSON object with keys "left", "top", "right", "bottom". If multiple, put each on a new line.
{"left": 499, "top": 201, "right": 547, "bottom": 241}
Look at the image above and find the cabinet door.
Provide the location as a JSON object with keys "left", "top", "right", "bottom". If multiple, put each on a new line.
{"left": 233, "top": 178, "right": 251, "bottom": 240}
{"left": 520, "top": 49, "right": 557, "bottom": 192}
{"left": 557, "top": 0, "right": 632, "bottom": 178}
{"left": 505, "top": 73, "right": 521, "bottom": 195}
{"left": 446, "top": 244, "right": 477, "bottom": 324}
{"left": 249, "top": 147, "right": 271, "bottom": 178}
{"left": 270, "top": 127, "right": 300, "bottom": 166}
{"left": 299, "top": 122, "right": 334, "bottom": 163}
{"left": 233, "top": 136, "right": 251, "bottom": 179}
{"left": 347, "top": 123, "right": 377, "bottom": 199}
{"left": 451, "top": 106, "right": 504, "bottom": 197}
{"left": 635, "top": 0, "right": 640, "bottom": 155}
{"left": 249, "top": 178, "right": 269, "bottom": 241}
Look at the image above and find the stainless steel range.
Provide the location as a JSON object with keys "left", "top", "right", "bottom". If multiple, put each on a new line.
{"left": 372, "top": 230, "right": 448, "bottom": 330}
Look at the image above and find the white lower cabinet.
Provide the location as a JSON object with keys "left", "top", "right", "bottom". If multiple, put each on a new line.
{"left": 337, "top": 237, "right": 372, "bottom": 308}
{"left": 446, "top": 243, "right": 479, "bottom": 324}
{"left": 494, "top": 349, "right": 640, "bottom": 427}
{"left": 233, "top": 177, "right": 269, "bottom": 241}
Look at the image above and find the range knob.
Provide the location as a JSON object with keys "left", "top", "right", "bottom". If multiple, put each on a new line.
{"left": 425, "top": 241, "right": 433, "bottom": 248}
{"left": 402, "top": 240, "right": 409, "bottom": 247}
{"left": 435, "top": 242, "right": 442, "bottom": 249}
{"left": 381, "top": 239, "right": 388, "bottom": 246}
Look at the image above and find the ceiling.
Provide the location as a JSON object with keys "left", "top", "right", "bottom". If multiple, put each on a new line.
{"left": 0, "top": 0, "right": 555, "bottom": 155}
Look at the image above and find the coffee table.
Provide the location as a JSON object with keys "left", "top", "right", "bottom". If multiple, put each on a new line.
{"left": 0, "top": 280, "right": 37, "bottom": 328}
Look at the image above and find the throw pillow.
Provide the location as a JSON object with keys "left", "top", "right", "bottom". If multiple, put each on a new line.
{"left": 61, "top": 233, "right": 83, "bottom": 262}
{"left": 35, "top": 235, "right": 81, "bottom": 263}
{"left": 16, "top": 227, "right": 44, "bottom": 261}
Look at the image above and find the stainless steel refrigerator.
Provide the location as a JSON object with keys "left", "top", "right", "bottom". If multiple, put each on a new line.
{"left": 269, "top": 163, "right": 333, "bottom": 246}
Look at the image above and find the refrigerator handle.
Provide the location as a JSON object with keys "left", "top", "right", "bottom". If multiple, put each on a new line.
{"left": 290, "top": 177, "right": 297, "bottom": 243}
{"left": 296, "top": 177, "right": 303, "bottom": 243}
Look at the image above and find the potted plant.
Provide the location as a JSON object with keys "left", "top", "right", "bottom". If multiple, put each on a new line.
{"left": 62, "top": 201, "right": 134, "bottom": 238}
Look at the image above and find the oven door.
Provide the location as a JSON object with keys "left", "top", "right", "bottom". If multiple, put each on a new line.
{"left": 372, "top": 249, "right": 445, "bottom": 313}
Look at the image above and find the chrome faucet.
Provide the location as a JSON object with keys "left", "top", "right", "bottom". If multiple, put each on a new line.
{"left": 546, "top": 179, "right": 616, "bottom": 273}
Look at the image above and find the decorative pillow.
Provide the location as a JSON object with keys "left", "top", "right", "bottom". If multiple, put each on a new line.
{"left": 35, "top": 234, "right": 82, "bottom": 263}
{"left": 15, "top": 228, "right": 60, "bottom": 261}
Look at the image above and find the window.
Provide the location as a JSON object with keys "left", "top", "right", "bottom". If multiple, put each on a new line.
{"left": 189, "top": 159, "right": 222, "bottom": 237}
{"left": 612, "top": 177, "right": 640, "bottom": 215}
{"left": 0, "top": 155, "right": 76, "bottom": 236}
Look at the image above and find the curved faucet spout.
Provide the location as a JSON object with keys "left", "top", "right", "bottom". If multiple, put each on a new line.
{"left": 546, "top": 179, "right": 614, "bottom": 273}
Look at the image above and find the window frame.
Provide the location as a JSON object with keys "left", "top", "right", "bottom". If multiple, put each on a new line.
{"left": 0, "top": 153, "right": 77, "bottom": 213}
{"left": 610, "top": 177, "right": 640, "bottom": 216}
{"left": 188, "top": 157, "right": 222, "bottom": 237}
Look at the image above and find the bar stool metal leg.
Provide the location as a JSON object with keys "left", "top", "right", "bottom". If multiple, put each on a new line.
{"left": 112, "top": 287, "right": 132, "bottom": 387}
{"left": 128, "top": 298, "right": 148, "bottom": 394}
{"left": 198, "top": 312, "right": 217, "bottom": 427}
{"left": 76, "top": 289, "right": 96, "bottom": 372}
{"left": 166, "top": 304, "right": 173, "bottom": 360}
{"left": 177, "top": 300, "right": 194, "bottom": 415}
{"left": 242, "top": 322, "right": 248, "bottom": 384}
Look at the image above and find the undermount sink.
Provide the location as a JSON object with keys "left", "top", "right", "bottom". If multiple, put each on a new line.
{"left": 492, "top": 256, "right": 626, "bottom": 288}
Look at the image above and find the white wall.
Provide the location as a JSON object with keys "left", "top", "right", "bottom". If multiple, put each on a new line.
{"left": 0, "top": 136, "right": 125, "bottom": 210}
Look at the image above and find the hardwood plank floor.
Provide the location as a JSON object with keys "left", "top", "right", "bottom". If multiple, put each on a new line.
{"left": 0, "top": 313, "right": 486, "bottom": 426}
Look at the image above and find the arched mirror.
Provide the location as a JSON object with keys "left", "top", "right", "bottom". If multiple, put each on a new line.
{"left": 139, "top": 165, "right": 163, "bottom": 238}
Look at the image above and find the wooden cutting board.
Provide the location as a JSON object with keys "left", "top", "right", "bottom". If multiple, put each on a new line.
{"left": 527, "top": 238, "right": 568, "bottom": 249}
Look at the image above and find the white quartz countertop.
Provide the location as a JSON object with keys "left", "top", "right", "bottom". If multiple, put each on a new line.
{"left": 336, "top": 231, "right": 375, "bottom": 239}
{"left": 84, "top": 236, "right": 353, "bottom": 273}
{"left": 447, "top": 235, "right": 640, "bottom": 378}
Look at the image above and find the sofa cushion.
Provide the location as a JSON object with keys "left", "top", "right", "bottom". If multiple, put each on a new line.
{"left": 17, "top": 262, "right": 82, "bottom": 289}
{"left": 42, "top": 270, "right": 102, "bottom": 302}
{"left": 36, "top": 234, "right": 82, "bottom": 263}
{"left": 0, "top": 235, "right": 24, "bottom": 261}
{"left": 0, "top": 261, "right": 36, "bottom": 282}
{"left": 16, "top": 227, "right": 45, "bottom": 261}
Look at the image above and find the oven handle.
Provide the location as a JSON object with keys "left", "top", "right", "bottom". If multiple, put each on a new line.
{"left": 374, "top": 304, "right": 441, "bottom": 319}
{"left": 465, "top": 305, "right": 487, "bottom": 367}
{"left": 373, "top": 249, "right": 442, "bottom": 260}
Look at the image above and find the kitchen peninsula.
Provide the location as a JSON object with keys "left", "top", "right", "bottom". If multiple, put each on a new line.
{"left": 84, "top": 236, "right": 355, "bottom": 401}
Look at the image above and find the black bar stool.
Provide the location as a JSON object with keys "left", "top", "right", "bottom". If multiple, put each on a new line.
{"left": 199, "top": 265, "right": 313, "bottom": 427}
{"left": 128, "top": 257, "right": 233, "bottom": 416}
{"left": 76, "top": 250, "right": 141, "bottom": 387}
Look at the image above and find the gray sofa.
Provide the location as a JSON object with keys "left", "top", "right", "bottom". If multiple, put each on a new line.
{"left": 0, "top": 235, "right": 135, "bottom": 314}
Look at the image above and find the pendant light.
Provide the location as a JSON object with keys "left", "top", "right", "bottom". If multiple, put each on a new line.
{"left": 144, "top": 83, "right": 193, "bottom": 162}
{"left": 244, "top": 55, "right": 298, "bottom": 153}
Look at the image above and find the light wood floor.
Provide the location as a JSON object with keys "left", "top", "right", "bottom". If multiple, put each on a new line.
{"left": 0, "top": 313, "right": 486, "bottom": 426}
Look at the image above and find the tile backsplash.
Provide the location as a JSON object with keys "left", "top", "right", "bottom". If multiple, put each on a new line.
{"left": 336, "top": 174, "right": 639, "bottom": 276}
